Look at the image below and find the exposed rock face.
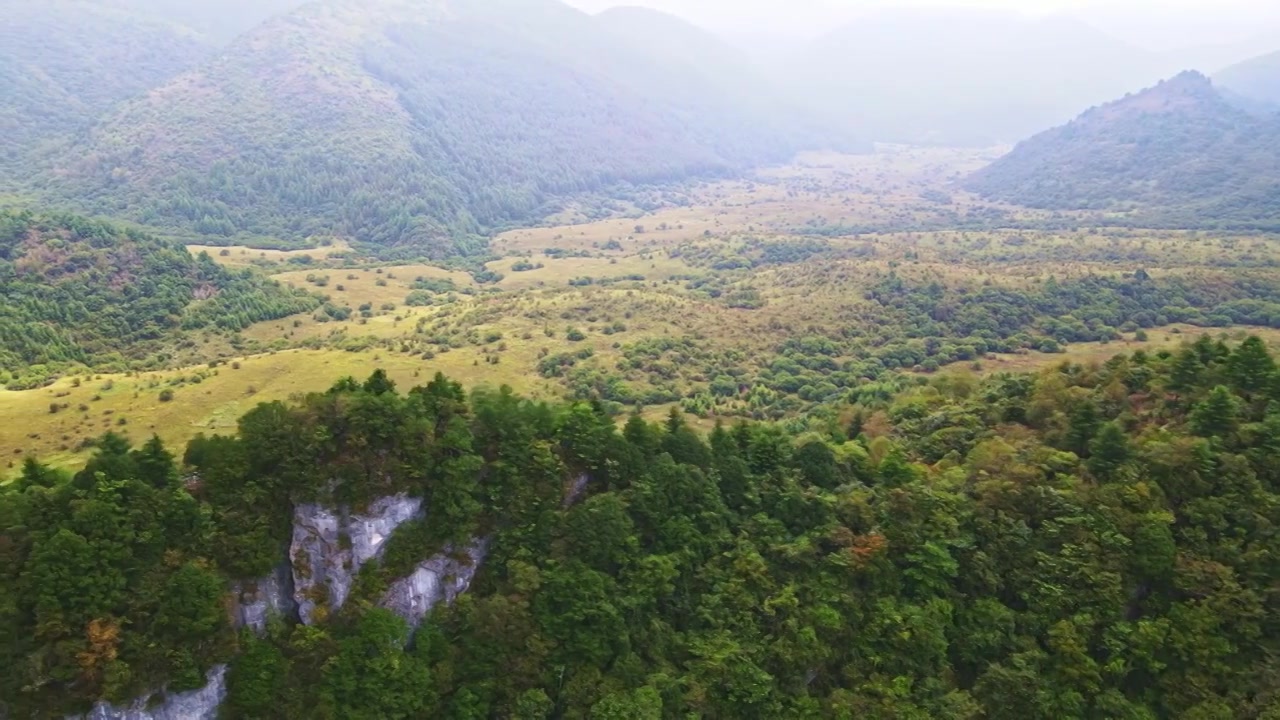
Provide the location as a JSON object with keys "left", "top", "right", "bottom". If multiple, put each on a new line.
{"left": 233, "top": 562, "right": 297, "bottom": 633}
{"left": 381, "top": 538, "right": 490, "bottom": 627}
{"left": 564, "top": 473, "right": 591, "bottom": 508}
{"left": 72, "top": 665, "right": 226, "bottom": 720}
{"left": 291, "top": 494, "right": 424, "bottom": 624}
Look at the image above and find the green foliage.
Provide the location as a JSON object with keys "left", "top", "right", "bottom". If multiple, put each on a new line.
{"left": 0, "top": 210, "right": 318, "bottom": 386}
{"left": 0, "top": 437, "right": 229, "bottom": 716}
{"left": 968, "top": 72, "right": 1280, "bottom": 231}
{"left": 8, "top": 342, "right": 1280, "bottom": 718}
{"left": 39, "top": 0, "right": 822, "bottom": 257}
{"left": 590, "top": 270, "right": 1280, "bottom": 421}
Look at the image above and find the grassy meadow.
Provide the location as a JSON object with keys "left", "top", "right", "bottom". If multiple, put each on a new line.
{"left": 8, "top": 145, "right": 1280, "bottom": 476}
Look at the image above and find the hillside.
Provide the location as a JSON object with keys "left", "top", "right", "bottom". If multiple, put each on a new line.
{"left": 0, "top": 0, "right": 210, "bottom": 170}
{"left": 787, "top": 8, "right": 1168, "bottom": 145}
{"left": 40, "top": 0, "right": 829, "bottom": 258}
{"left": 8, "top": 340, "right": 1280, "bottom": 717}
{"left": 1217, "top": 49, "right": 1280, "bottom": 107}
{"left": 965, "top": 72, "right": 1280, "bottom": 230}
{"left": 107, "top": 0, "right": 307, "bottom": 43}
{"left": 0, "top": 210, "right": 318, "bottom": 388}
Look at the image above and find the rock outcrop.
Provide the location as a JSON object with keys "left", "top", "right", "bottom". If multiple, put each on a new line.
{"left": 564, "top": 473, "right": 591, "bottom": 508}
{"left": 291, "top": 494, "right": 424, "bottom": 624}
{"left": 71, "top": 665, "right": 227, "bottom": 720}
{"left": 232, "top": 562, "right": 297, "bottom": 633}
{"left": 381, "top": 538, "right": 490, "bottom": 627}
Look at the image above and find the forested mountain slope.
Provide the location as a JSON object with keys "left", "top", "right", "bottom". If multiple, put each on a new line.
{"left": 6, "top": 338, "right": 1280, "bottom": 717}
{"left": 1217, "top": 48, "right": 1280, "bottom": 107}
{"left": 966, "top": 72, "right": 1280, "bottom": 230}
{"left": 0, "top": 0, "right": 210, "bottom": 170}
{"left": 0, "top": 211, "right": 318, "bottom": 388}
{"left": 41, "top": 0, "right": 830, "bottom": 258}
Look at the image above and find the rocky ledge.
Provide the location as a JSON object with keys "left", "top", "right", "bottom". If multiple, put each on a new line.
{"left": 290, "top": 494, "right": 424, "bottom": 624}
{"left": 381, "top": 537, "right": 490, "bottom": 627}
{"left": 70, "top": 665, "right": 226, "bottom": 720}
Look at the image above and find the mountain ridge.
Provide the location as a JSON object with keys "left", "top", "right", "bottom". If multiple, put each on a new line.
{"left": 965, "top": 71, "right": 1280, "bottom": 230}
{"left": 784, "top": 7, "right": 1170, "bottom": 145}
{"left": 35, "top": 0, "right": 833, "bottom": 257}
{"left": 1216, "top": 48, "right": 1280, "bottom": 107}
{"left": 0, "top": 0, "right": 211, "bottom": 170}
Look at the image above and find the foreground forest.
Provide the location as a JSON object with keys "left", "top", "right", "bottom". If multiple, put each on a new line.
{"left": 3, "top": 2, "right": 1280, "bottom": 717}
{"left": 5, "top": 336, "right": 1280, "bottom": 718}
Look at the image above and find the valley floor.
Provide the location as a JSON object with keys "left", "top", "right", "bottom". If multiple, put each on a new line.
{"left": 6, "top": 146, "right": 1280, "bottom": 475}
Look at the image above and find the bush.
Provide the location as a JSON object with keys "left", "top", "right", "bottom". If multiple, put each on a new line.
{"left": 159, "top": 389, "right": 175, "bottom": 403}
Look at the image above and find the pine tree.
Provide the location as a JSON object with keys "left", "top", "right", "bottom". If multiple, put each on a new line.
{"left": 1169, "top": 349, "right": 1204, "bottom": 393}
{"left": 1190, "top": 386, "right": 1241, "bottom": 439}
{"left": 1066, "top": 401, "right": 1102, "bottom": 457}
{"left": 1227, "top": 336, "right": 1276, "bottom": 396}
{"left": 1087, "top": 422, "right": 1131, "bottom": 481}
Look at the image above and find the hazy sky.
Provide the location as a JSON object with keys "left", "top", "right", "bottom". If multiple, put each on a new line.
{"left": 565, "top": 0, "right": 1280, "bottom": 50}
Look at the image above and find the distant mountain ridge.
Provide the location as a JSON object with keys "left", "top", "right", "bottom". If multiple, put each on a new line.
{"left": 1217, "top": 49, "right": 1280, "bottom": 107}
{"left": 106, "top": 0, "right": 308, "bottom": 42}
{"left": 34, "top": 0, "right": 841, "bottom": 258}
{"left": 965, "top": 71, "right": 1280, "bottom": 230}
{"left": 784, "top": 8, "right": 1173, "bottom": 146}
{"left": 0, "top": 0, "right": 210, "bottom": 170}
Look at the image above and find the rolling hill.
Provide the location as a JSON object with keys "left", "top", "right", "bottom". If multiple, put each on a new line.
{"left": 1217, "top": 49, "right": 1280, "bottom": 107}
{"left": 965, "top": 71, "right": 1280, "bottom": 230}
{"left": 0, "top": 0, "right": 210, "bottom": 170}
{"left": 0, "top": 210, "right": 318, "bottom": 388}
{"left": 787, "top": 8, "right": 1170, "bottom": 146}
{"left": 39, "top": 0, "right": 835, "bottom": 258}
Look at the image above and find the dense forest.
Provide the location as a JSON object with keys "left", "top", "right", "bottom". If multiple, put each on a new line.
{"left": 0, "top": 210, "right": 319, "bottom": 388}
{"left": 966, "top": 72, "right": 1280, "bottom": 231}
{"left": 34, "top": 0, "right": 836, "bottom": 258}
{"left": 6, "top": 337, "right": 1280, "bottom": 717}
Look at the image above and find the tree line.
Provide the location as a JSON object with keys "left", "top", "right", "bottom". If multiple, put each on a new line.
{"left": 6, "top": 337, "right": 1280, "bottom": 716}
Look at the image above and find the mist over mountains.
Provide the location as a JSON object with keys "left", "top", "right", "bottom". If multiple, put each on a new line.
{"left": 2, "top": 0, "right": 1279, "bottom": 250}
{"left": 23, "top": 0, "right": 844, "bottom": 256}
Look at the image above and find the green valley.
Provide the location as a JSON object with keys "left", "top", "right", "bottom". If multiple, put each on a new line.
{"left": 5, "top": 1, "right": 1280, "bottom": 719}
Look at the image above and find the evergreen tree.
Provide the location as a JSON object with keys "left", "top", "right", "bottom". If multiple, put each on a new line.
{"left": 1190, "top": 386, "right": 1242, "bottom": 438}
{"left": 1087, "top": 422, "right": 1131, "bottom": 481}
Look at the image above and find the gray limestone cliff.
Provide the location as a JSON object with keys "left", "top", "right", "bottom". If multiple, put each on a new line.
{"left": 381, "top": 538, "right": 490, "bottom": 627}
{"left": 69, "top": 487, "right": 520, "bottom": 719}
{"left": 71, "top": 665, "right": 226, "bottom": 720}
{"left": 232, "top": 562, "right": 297, "bottom": 633}
{"left": 290, "top": 494, "right": 424, "bottom": 624}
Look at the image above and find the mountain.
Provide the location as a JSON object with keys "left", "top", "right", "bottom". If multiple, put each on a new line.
{"left": 787, "top": 8, "right": 1168, "bottom": 146}
{"left": 594, "top": 5, "right": 758, "bottom": 88}
{"left": 0, "top": 210, "right": 318, "bottom": 388}
{"left": 39, "top": 0, "right": 830, "bottom": 258}
{"left": 0, "top": 0, "right": 210, "bottom": 169}
{"left": 965, "top": 72, "right": 1280, "bottom": 230}
{"left": 1217, "top": 49, "right": 1280, "bottom": 107}
{"left": 593, "top": 6, "right": 843, "bottom": 151}
{"left": 107, "top": 0, "right": 308, "bottom": 43}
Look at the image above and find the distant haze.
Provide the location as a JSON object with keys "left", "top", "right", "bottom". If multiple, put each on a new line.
{"left": 565, "top": 0, "right": 1280, "bottom": 56}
